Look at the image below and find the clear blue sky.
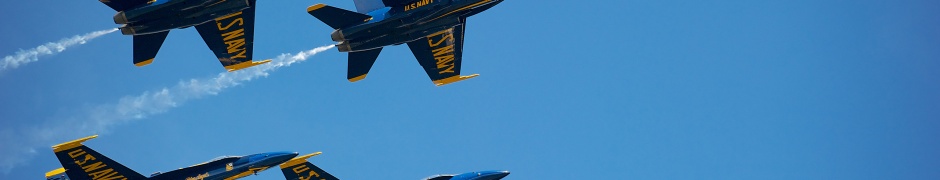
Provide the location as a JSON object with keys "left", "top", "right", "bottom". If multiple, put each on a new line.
{"left": 2, "top": 0, "right": 940, "bottom": 179}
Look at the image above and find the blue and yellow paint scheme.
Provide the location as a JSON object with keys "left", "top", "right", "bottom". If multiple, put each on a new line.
{"left": 307, "top": 0, "right": 504, "bottom": 86}
{"left": 44, "top": 167, "right": 68, "bottom": 180}
{"left": 279, "top": 152, "right": 340, "bottom": 180}
{"left": 277, "top": 151, "right": 509, "bottom": 180}
{"left": 424, "top": 170, "right": 511, "bottom": 180}
{"left": 48, "top": 135, "right": 298, "bottom": 180}
{"left": 101, "top": 0, "right": 270, "bottom": 72}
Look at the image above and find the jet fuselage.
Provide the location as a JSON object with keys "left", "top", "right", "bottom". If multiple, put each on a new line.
{"left": 332, "top": 0, "right": 503, "bottom": 52}
{"left": 150, "top": 151, "right": 298, "bottom": 180}
{"left": 426, "top": 170, "right": 511, "bottom": 180}
{"left": 451, "top": 171, "right": 511, "bottom": 180}
{"left": 114, "top": 0, "right": 252, "bottom": 35}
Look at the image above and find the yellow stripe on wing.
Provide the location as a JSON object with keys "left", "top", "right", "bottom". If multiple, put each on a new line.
{"left": 307, "top": 4, "right": 327, "bottom": 12}
{"left": 135, "top": 58, "right": 154, "bottom": 67}
{"left": 433, "top": 74, "right": 479, "bottom": 86}
{"left": 45, "top": 168, "right": 66, "bottom": 179}
{"left": 225, "top": 59, "right": 272, "bottom": 72}
{"left": 52, "top": 135, "right": 98, "bottom": 153}
{"left": 280, "top": 152, "right": 323, "bottom": 169}
{"left": 349, "top": 74, "right": 368, "bottom": 82}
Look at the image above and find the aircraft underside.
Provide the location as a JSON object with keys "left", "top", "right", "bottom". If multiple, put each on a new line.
{"left": 117, "top": 1, "right": 249, "bottom": 35}
{"left": 307, "top": 0, "right": 503, "bottom": 86}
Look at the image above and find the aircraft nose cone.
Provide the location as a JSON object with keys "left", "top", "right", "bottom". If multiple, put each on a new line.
{"left": 270, "top": 152, "right": 299, "bottom": 164}
{"left": 282, "top": 152, "right": 299, "bottom": 159}
{"left": 493, "top": 171, "right": 510, "bottom": 179}
{"left": 482, "top": 171, "right": 509, "bottom": 180}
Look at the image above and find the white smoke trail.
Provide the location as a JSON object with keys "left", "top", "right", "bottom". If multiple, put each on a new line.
{"left": 0, "top": 29, "right": 118, "bottom": 73}
{"left": 0, "top": 45, "right": 335, "bottom": 174}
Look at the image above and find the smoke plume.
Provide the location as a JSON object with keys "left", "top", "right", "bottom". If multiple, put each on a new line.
{"left": 1, "top": 29, "right": 118, "bottom": 73}
{"left": 0, "top": 45, "right": 335, "bottom": 174}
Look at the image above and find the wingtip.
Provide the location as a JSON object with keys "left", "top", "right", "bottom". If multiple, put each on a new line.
{"left": 280, "top": 152, "right": 323, "bottom": 169}
{"left": 135, "top": 58, "right": 154, "bottom": 67}
{"left": 296, "top": 152, "right": 322, "bottom": 160}
{"left": 433, "top": 74, "right": 480, "bottom": 86}
{"left": 307, "top": 4, "right": 327, "bottom": 12}
{"left": 45, "top": 168, "right": 66, "bottom": 179}
{"left": 225, "top": 59, "right": 271, "bottom": 72}
{"left": 348, "top": 74, "right": 367, "bottom": 82}
{"left": 51, "top": 135, "right": 98, "bottom": 152}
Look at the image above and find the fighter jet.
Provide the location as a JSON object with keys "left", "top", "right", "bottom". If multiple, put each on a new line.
{"left": 424, "top": 171, "right": 511, "bottom": 180}
{"left": 278, "top": 152, "right": 509, "bottom": 180}
{"left": 307, "top": 0, "right": 504, "bottom": 86}
{"left": 101, "top": 0, "right": 270, "bottom": 72}
{"left": 45, "top": 135, "right": 298, "bottom": 180}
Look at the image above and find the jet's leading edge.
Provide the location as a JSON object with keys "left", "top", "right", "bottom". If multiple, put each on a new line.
{"left": 425, "top": 171, "right": 511, "bottom": 180}
{"left": 102, "top": 0, "right": 271, "bottom": 72}
{"left": 45, "top": 135, "right": 297, "bottom": 180}
{"left": 307, "top": 0, "right": 504, "bottom": 86}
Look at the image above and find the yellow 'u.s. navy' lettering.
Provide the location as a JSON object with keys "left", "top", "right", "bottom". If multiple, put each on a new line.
{"left": 215, "top": 12, "right": 247, "bottom": 60}
{"left": 405, "top": 0, "right": 434, "bottom": 11}
{"left": 427, "top": 29, "right": 456, "bottom": 74}
{"left": 67, "top": 149, "right": 128, "bottom": 180}
{"left": 292, "top": 164, "right": 326, "bottom": 180}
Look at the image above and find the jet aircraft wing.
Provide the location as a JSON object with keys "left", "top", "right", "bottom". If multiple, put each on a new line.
{"left": 347, "top": 47, "right": 383, "bottom": 82}
{"left": 406, "top": 23, "right": 478, "bottom": 86}
{"left": 194, "top": 5, "right": 270, "bottom": 72}
{"left": 280, "top": 152, "right": 339, "bottom": 180}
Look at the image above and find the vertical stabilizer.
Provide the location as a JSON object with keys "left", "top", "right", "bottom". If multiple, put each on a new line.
{"left": 354, "top": 0, "right": 387, "bottom": 13}
{"left": 99, "top": 0, "right": 150, "bottom": 11}
{"left": 307, "top": 4, "right": 373, "bottom": 29}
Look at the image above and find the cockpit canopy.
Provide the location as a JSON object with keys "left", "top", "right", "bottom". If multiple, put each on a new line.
{"left": 190, "top": 156, "right": 241, "bottom": 168}
{"left": 424, "top": 174, "right": 455, "bottom": 180}
{"left": 207, "top": 156, "right": 241, "bottom": 163}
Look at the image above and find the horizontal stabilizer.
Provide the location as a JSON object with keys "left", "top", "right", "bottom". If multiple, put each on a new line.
{"left": 99, "top": 0, "right": 150, "bottom": 11}
{"left": 281, "top": 152, "right": 339, "bottom": 180}
{"left": 307, "top": 4, "right": 372, "bottom": 29}
{"left": 132, "top": 30, "right": 170, "bottom": 67}
{"left": 348, "top": 48, "right": 383, "bottom": 82}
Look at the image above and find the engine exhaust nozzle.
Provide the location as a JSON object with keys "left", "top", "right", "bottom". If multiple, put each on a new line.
{"left": 113, "top": 11, "right": 129, "bottom": 24}
{"left": 330, "top": 29, "right": 345, "bottom": 42}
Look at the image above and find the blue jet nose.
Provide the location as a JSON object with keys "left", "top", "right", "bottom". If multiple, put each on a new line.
{"left": 275, "top": 152, "right": 300, "bottom": 162}
{"left": 261, "top": 152, "right": 300, "bottom": 166}
{"left": 468, "top": 170, "right": 510, "bottom": 180}
{"left": 483, "top": 171, "right": 510, "bottom": 180}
